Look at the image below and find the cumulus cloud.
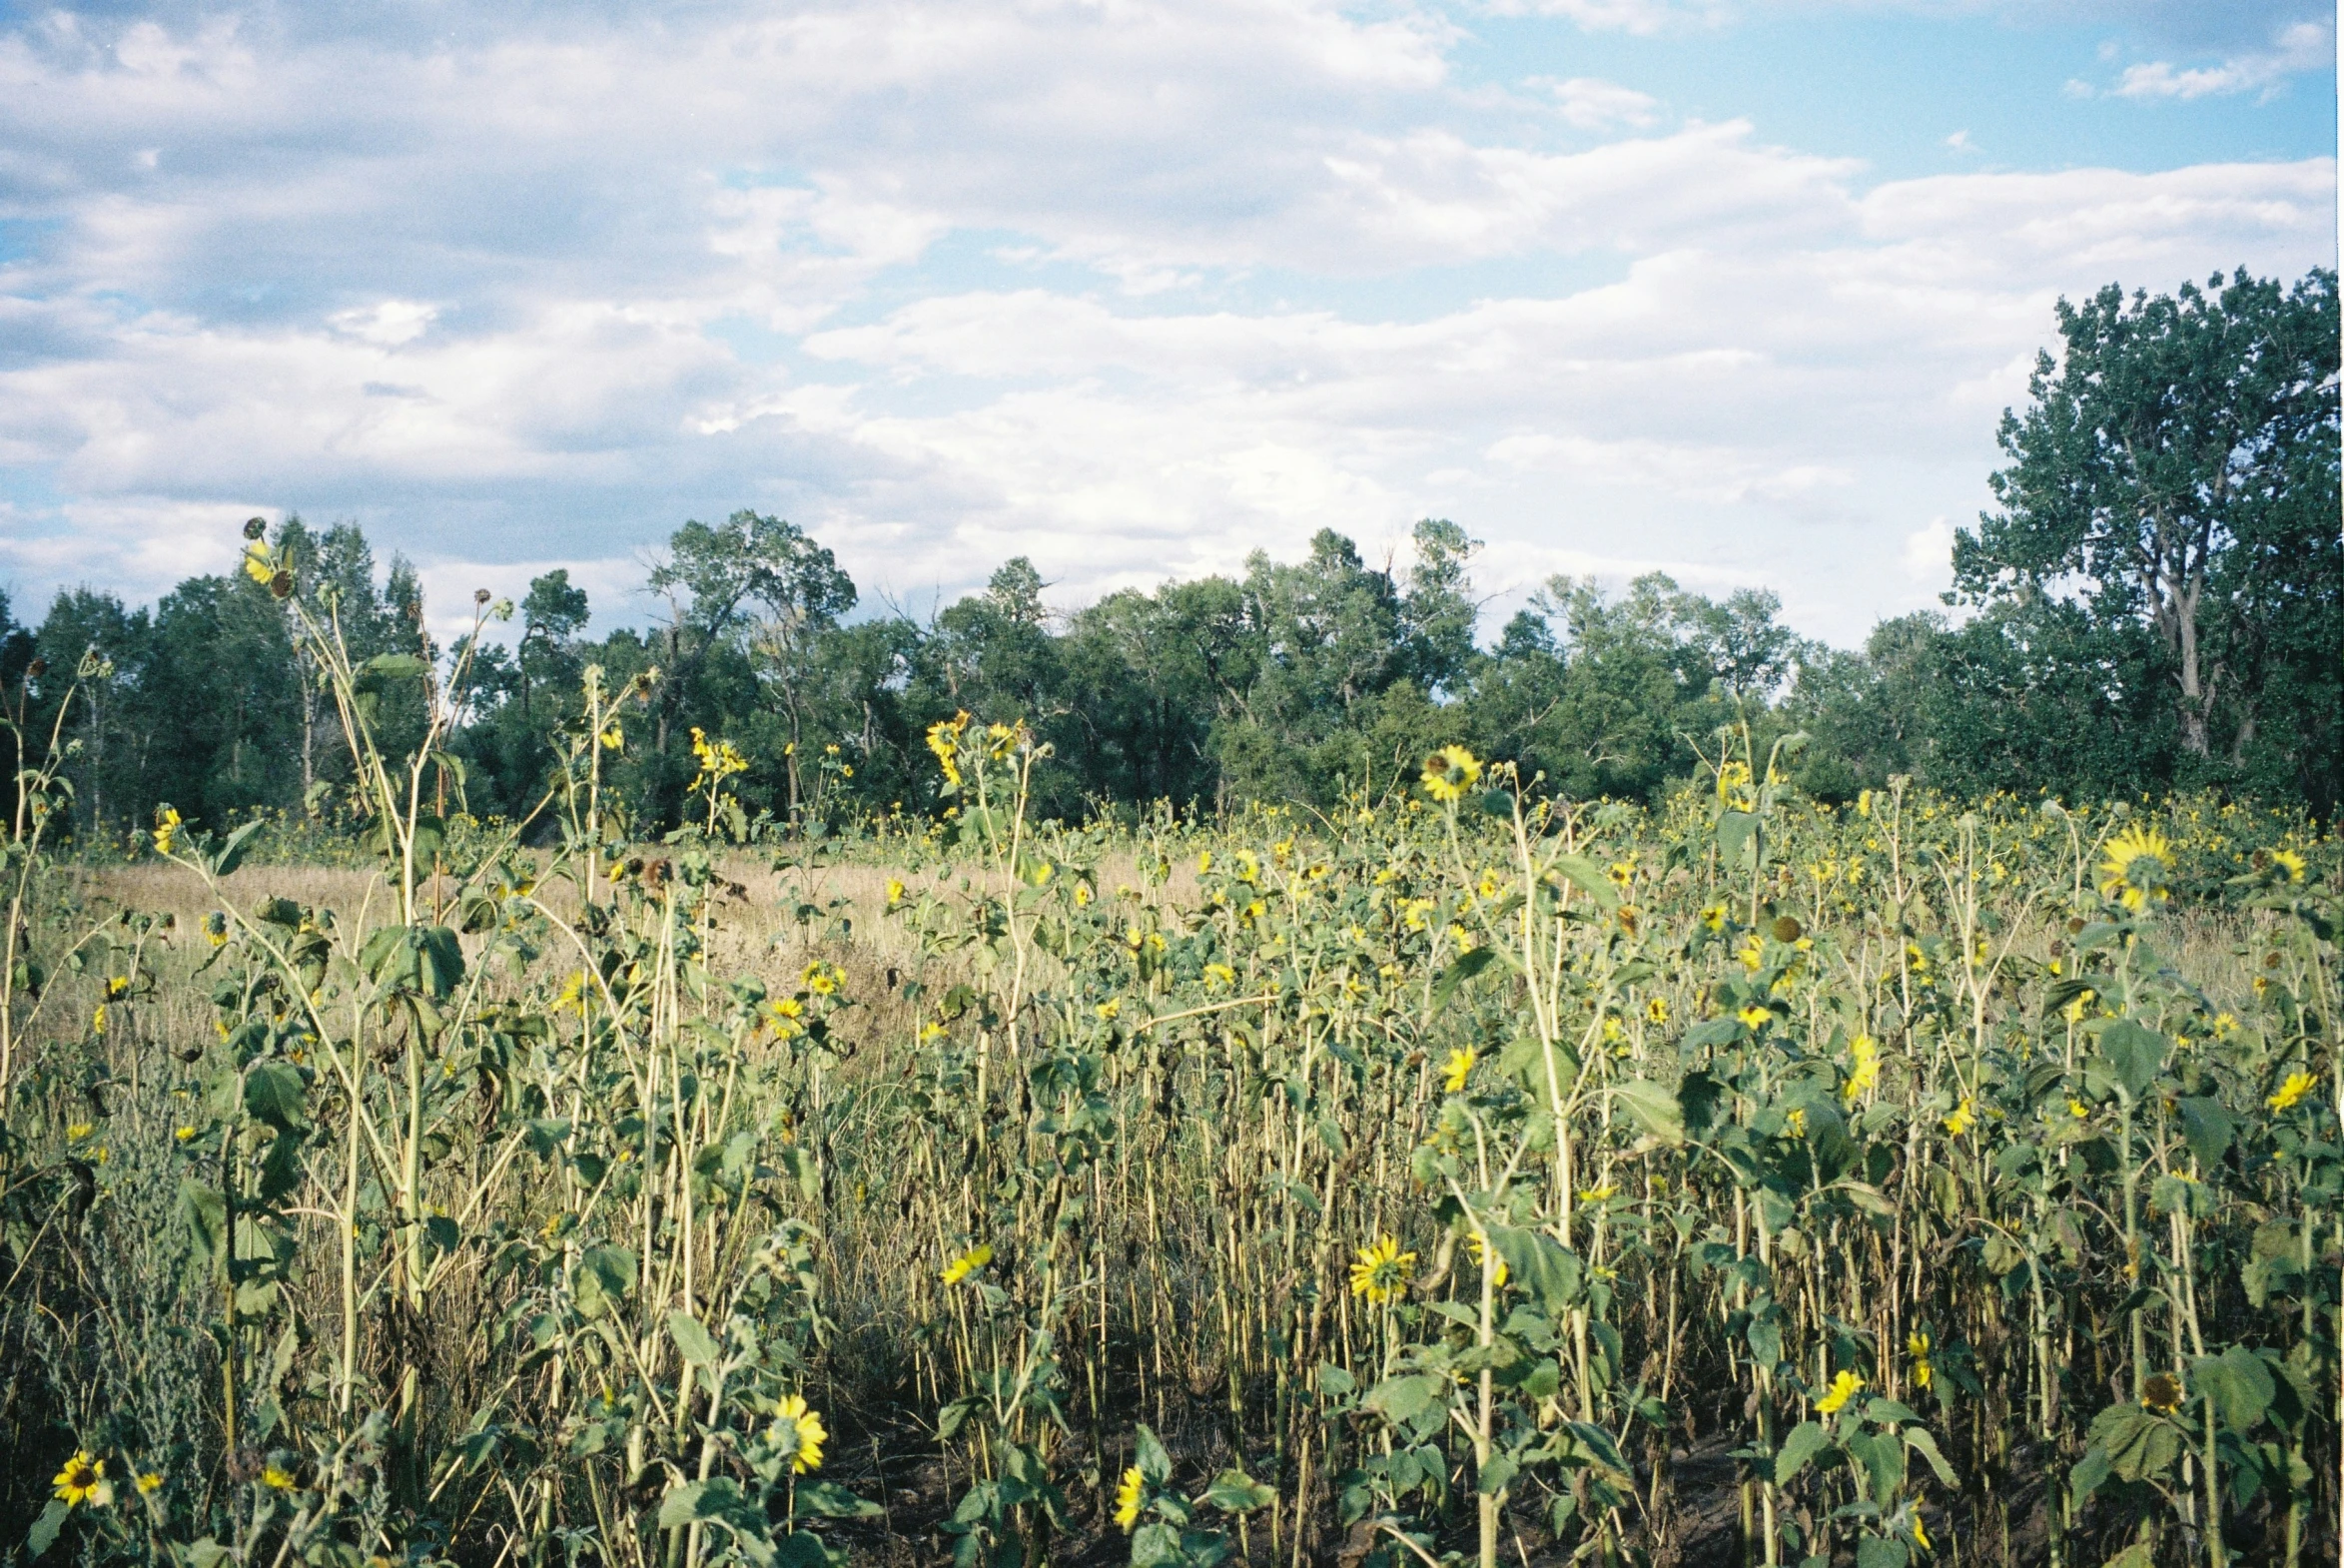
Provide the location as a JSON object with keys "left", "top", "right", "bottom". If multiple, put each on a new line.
{"left": 2108, "top": 19, "right": 2333, "bottom": 100}
{"left": 1546, "top": 77, "right": 1666, "bottom": 131}
{"left": 0, "top": 0, "right": 2332, "bottom": 648}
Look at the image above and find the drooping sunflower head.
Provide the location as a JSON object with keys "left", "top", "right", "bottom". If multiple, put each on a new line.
{"left": 1441, "top": 1048, "right": 1476, "bottom": 1095}
{"left": 1815, "top": 1369, "right": 1866, "bottom": 1416}
{"left": 940, "top": 1242, "right": 994, "bottom": 1286}
{"left": 1418, "top": 745, "right": 1482, "bottom": 805}
{"left": 1114, "top": 1466, "right": 1147, "bottom": 1532}
{"left": 771, "top": 1394, "right": 827, "bottom": 1473}
{"left": 2097, "top": 824, "right": 2173, "bottom": 912}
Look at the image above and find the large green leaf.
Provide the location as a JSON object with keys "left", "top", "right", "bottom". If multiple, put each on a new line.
{"left": 2096, "top": 1021, "right": 2168, "bottom": 1103}
{"left": 1612, "top": 1079, "right": 1685, "bottom": 1147}
{"left": 2193, "top": 1346, "right": 2274, "bottom": 1433}
{"left": 1773, "top": 1420, "right": 1832, "bottom": 1485}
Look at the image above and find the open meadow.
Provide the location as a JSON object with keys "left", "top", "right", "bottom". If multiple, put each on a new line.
{"left": 2, "top": 653, "right": 2338, "bottom": 1568}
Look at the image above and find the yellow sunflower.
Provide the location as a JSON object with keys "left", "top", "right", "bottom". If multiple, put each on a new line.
{"left": 53, "top": 1451, "right": 108, "bottom": 1508}
{"left": 1816, "top": 1370, "right": 1865, "bottom": 1415}
{"left": 2097, "top": 824, "right": 2173, "bottom": 912}
{"left": 1114, "top": 1466, "right": 1146, "bottom": 1531}
{"left": 771, "top": 1394, "right": 826, "bottom": 1472}
{"left": 1419, "top": 745, "right": 1482, "bottom": 804}
{"left": 940, "top": 1242, "right": 994, "bottom": 1285}
{"left": 1348, "top": 1235, "right": 1415, "bottom": 1304}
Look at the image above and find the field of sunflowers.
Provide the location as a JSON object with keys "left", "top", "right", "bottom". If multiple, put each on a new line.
{"left": 1, "top": 616, "right": 2337, "bottom": 1568}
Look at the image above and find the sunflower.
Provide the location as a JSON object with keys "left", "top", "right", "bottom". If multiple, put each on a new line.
{"left": 940, "top": 1242, "right": 994, "bottom": 1286}
{"left": 1419, "top": 746, "right": 1482, "bottom": 804}
{"left": 2097, "top": 824, "right": 2173, "bottom": 912}
{"left": 1441, "top": 1048, "right": 1476, "bottom": 1094}
{"left": 1815, "top": 1370, "right": 1865, "bottom": 1415}
{"left": 153, "top": 806, "right": 182, "bottom": 857}
{"left": 53, "top": 1451, "right": 108, "bottom": 1508}
{"left": 771, "top": 1394, "right": 827, "bottom": 1472}
{"left": 1466, "top": 1229, "right": 1509, "bottom": 1286}
{"left": 1348, "top": 1235, "right": 1415, "bottom": 1304}
{"left": 1645, "top": 997, "right": 1670, "bottom": 1026}
{"left": 2270, "top": 847, "right": 2307, "bottom": 882}
{"left": 925, "top": 714, "right": 967, "bottom": 788}
{"left": 1907, "top": 1331, "right": 1933, "bottom": 1390}
{"left": 2140, "top": 1371, "right": 2183, "bottom": 1413}
{"left": 1942, "top": 1099, "right": 1975, "bottom": 1138}
{"left": 1114, "top": 1466, "right": 1146, "bottom": 1531}
{"left": 2268, "top": 1071, "right": 2317, "bottom": 1113}
{"left": 1842, "top": 1035, "right": 1879, "bottom": 1106}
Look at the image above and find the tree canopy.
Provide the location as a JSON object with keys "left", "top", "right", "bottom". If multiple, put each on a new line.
{"left": 6, "top": 267, "right": 2336, "bottom": 845}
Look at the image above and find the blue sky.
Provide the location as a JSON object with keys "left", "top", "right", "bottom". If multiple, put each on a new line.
{"left": 0, "top": 0, "right": 2332, "bottom": 646}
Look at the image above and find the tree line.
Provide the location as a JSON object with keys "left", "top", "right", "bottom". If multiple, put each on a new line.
{"left": 3, "top": 266, "right": 2336, "bottom": 842}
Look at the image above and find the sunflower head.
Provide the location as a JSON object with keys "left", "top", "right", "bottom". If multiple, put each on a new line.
{"left": 53, "top": 1451, "right": 109, "bottom": 1508}
{"left": 2140, "top": 1371, "right": 2183, "bottom": 1413}
{"left": 1419, "top": 745, "right": 1482, "bottom": 805}
{"left": 1816, "top": 1369, "right": 1866, "bottom": 1415}
{"left": 2097, "top": 824, "right": 2173, "bottom": 912}
{"left": 1347, "top": 1234, "right": 1416, "bottom": 1304}
{"left": 770, "top": 1394, "right": 827, "bottom": 1473}
{"left": 1114, "top": 1466, "right": 1147, "bottom": 1532}
{"left": 941, "top": 1242, "right": 994, "bottom": 1286}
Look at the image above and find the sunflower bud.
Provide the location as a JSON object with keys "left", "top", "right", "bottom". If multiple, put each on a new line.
{"left": 243, "top": 516, "right": 268, "bottom": 540}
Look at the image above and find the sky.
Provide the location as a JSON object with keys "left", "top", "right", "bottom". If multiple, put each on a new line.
{"left": 0, "top": 0, "right": 2334, "bottom": 648}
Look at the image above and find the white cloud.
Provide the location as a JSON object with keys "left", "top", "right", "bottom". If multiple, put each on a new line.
{"left": 0, "top": 1, "right": 2333, "bottom": 650}
{"left": 331, "top": 301, "right": 439, "bottom": 348}
{"left": 1903, "top": 516, "right": 1954, "bottom": 581}
{"left": 2109, "top": 19, "right": 2332, "bottom": 100}
{"left": 1548, "top": 77, "right": 1665, "bottom": 131}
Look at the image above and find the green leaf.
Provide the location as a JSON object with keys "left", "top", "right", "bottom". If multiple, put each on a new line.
{"left": 2177, "top": 1097, "right": 2236, "bottom": 1171}
{"left": 1202, "top": 1468, "right": 1276, "bottom": 1513}
{"left": 2193, "top": 1346, "right": 2274, "bottom": 1433}
{"left": 2087, "top": 1402, "right": 2181, "bottom": 1482}
{"left": 1432, "top": 946, "right": 1497, "bottom": 1009}
{"left": 1717, "top": 810, "right": 1760, "bottom": 870}
{"left": 1774, "top": 1420, "right": 1832, "bottom": 1485}
{"left": 1854, "top": 1538, "right": 1908, "bottom": 1568}
{"left": 243, "top": 1061, "right": 308, "bottom": 1131}
{"left": 210, "top": 819, "right": 267, "bottom": 879}
{"left": 2096, "top": 1021, "right": 2168, "bottom": 1103}
{"left": 1135, "top": 1423, "right": 1173, "bottom": 1485}
{"left": 1902, "top": 1427, "right": 1957, "bottom": 1487}
{"left": 574, "top": 1244, "right": 635, "bottom": 1320}
{"left": 1611, "top": 1079, "right": 1685, "bottom": 1147}
{"left": 792, "top": 1481, "right": 881, "bottom": 1519}
{"left": 27, "top": 1498, "right": 69, "bottom": 1559}
{"left": 1550, "top": 854, "right": 1621, "bottom": 912}
{"left": 777, "top": 1146, "right": 821, "bottom": 1201}
{"left": 656, "top": 1481, "right": 711, "bottom": 1529}
{"left": 668, "top": 1310, "right": 720, "bottom": 1367}
{"left": 1362, "top": 1373, "right": 1443, "bottom": 1425}
{"left": 179, "top": 1179, "right": 227, "bottom": 1268}
{"left": 1130, "top": 1522, "right": 1183, "bottom": 1568}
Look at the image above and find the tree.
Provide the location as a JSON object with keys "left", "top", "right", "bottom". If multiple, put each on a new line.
{"left": 647, "top": 510, "right": 857, "bottom": 817}
{"left": 1953, "top": 268, "right": 2340, "bottom": 793}
{"left": 518, "top": 568, "right": 590, "bottom": 722}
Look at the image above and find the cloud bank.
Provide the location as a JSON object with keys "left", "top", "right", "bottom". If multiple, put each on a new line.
{"left": 0, "top": 0, "right": 2332, "bottom": 645}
